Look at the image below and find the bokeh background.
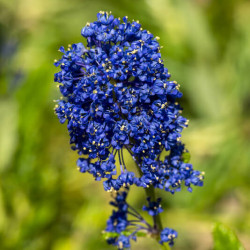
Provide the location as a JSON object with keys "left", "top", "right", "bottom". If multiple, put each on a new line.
{"left": 0, "top": 0, "right": 250, "bottom": 249}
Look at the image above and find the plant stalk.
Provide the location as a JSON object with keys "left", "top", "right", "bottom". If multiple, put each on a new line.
{"left": 134, "top": 160, "right": 170, "bottom": 250}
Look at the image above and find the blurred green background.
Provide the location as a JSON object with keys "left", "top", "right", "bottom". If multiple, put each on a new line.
{"left": 0, "top": 0, "right": 250, "bottom": 249}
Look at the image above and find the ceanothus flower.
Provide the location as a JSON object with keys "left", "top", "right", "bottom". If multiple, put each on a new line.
{"left": 54, "top": 11, "right": 204, "bottom": 194}
{"left": 104, "top": 190, "right": 176, "bottom": 249}
{"left": 105, "top": 191, "right": 136, "bottom": 249}
{"left": 54, "top": 12, "right": 206, "bottom": 249}
{"left": 160, "top": 228, "right": 178, "bottom": 247}
{"left": 143, "top": 197, "right": 163, "bottom": 216}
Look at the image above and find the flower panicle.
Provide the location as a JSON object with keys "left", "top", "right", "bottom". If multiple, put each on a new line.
{"left": 54, "top": 12, "right": 204, "bottom": 249}
{"left": 54, "top": 12, "right": 204, "bottom": 194}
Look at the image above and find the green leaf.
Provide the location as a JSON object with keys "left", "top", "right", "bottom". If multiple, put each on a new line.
{"left": 181, "top": 151, "right": 191, "bottom": 163}
{"left": 213, "top": 223, "right": 245, "bottom": 250}
{"left": 102, "top": 231, "right": 119, "bottom": 240}
{"left": 102, "top": 230, "right": 147, "bottom": 240}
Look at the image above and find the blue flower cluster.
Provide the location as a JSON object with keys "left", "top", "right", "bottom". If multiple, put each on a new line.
{"left": 105, "top": 191, "right": 136, "bottom": 249}
{"left": 54, "top": 11, "right": 204, "bottom": 194}
{"left": 143, "top": 197, "right": 163, "bottom": 216}
{"left": 106, "top": 192, "right": 129, "bottom": 235}
{"left": 160, "top": 228, "right": 178, "bottom": 247}
{"left": 105, "top": 191, "right": 177, "bottom": 249}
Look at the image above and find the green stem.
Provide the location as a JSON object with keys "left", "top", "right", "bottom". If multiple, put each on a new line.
{"left": 161, "top": 243, "right": 171, "bottom": 250}
{"left": 144, "top": 185, "right": 163, "bottom": 231}
{"left": 134, "top": 161, "right": 170, "bottom": 250}
{"left": 145, "top": 185, "right": 170, "bottom": 250}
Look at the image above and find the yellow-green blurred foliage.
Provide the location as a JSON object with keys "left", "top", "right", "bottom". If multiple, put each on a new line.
{"left": 0, "top": 0, "right": 250, "bottom": 249}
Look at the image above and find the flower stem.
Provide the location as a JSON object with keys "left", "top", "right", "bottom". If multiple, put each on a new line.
{"left": 160, "top": 243, "right": 171, "bottom": 250}
{"left": 145, "top": 185, "right": 163, "bottom": 231}
{"left": 145, "top": 186, "right": 170, "bottom": 250}
{"left": 134, "top": 160, "right": 170, "bottom": 250}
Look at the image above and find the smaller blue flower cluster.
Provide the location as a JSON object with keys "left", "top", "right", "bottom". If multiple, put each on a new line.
{"left": 160, "top": 228, "right": 178, "bottom": 247}
{"left": 106, "top": 192, "right": 129, "bottom": 235}
{"left": 143, "top": 197, "right": 163, "bottom": 216}
{"left": 105, "top": 191, "right": 177, "bottom": 249}
{"left": 106, "top": 191, "right": 136, "bottom": 249}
